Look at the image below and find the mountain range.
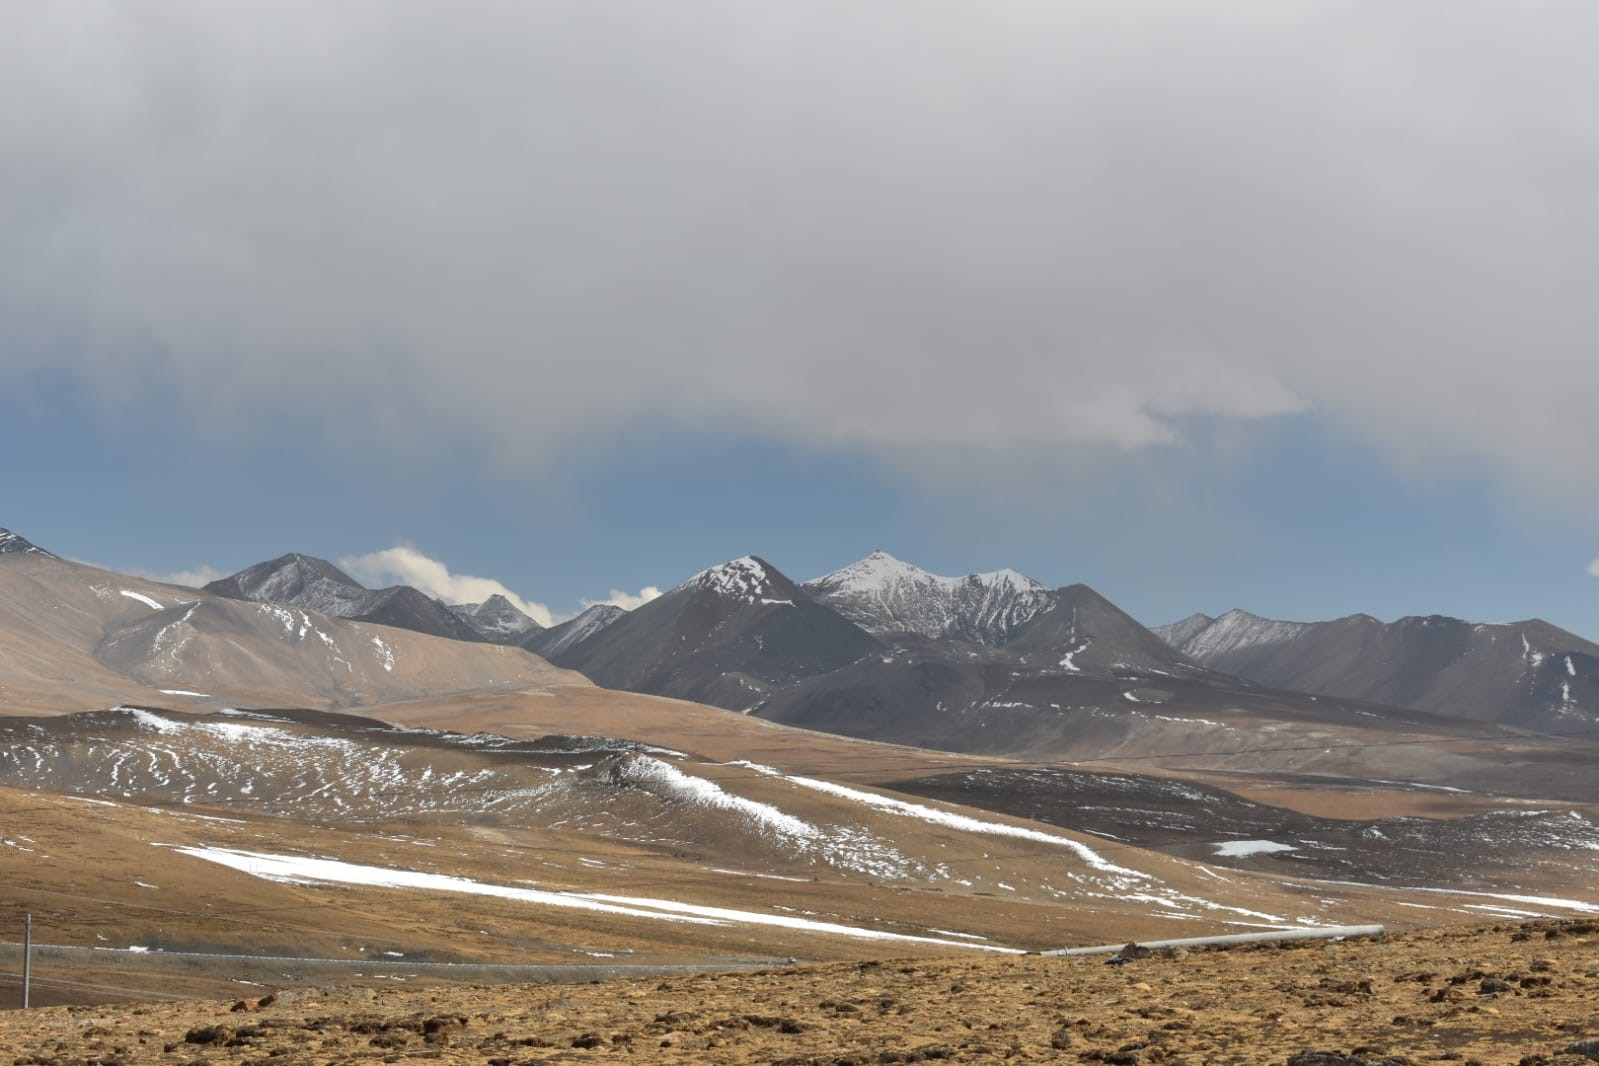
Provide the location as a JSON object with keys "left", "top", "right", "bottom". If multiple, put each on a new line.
{"left": 189, "top": 541, "right": 1599, "bottom": 752}
{"left": 13, "top": 524, "right": 1598, "bottom": 757}
{"left": 0, "top": 528, "right": 578, "bottom": 716}
{"left": 1157, "top": 608, "right": 1599, "bottom": 728}
{"left": 204, "top": 552, "right": 539, "bottom": 645}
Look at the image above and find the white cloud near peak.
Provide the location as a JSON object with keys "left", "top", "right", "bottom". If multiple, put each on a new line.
{"left": 1587, "top": 559, "right": 1599, "bottom": 578}
{"left": 582, "top": 587, "right": 663, "bottom": 612}
{"left": 340, "top": 546, "right": 556, "bottom": 627}
{"left": 127, "top": 564, "right": 228, "bottom": 590}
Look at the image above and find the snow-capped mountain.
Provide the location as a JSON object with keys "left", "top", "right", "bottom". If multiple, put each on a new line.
{"left": 525, "top": 603, "right": 625, "bottom": 659}
{"left": 542, "top": 551, "right": 1244, "bottom": 750}
{"left": 546, "top": 555, "right": 881, "bottom": 709}
{"left": 0, "top": 527, "right": 55, "bottom": 558}
{"left": 680, "top": 555, "right": 796, "bottom": 605}
{"left": 205, "top": 553, "right": 486, "bottom": 644}
{"left": 804, "top": 551, "right": 1056, "bottom": 646}
{"left": 1162, "top": 609, "right": 1599, "bottom": 727}
{"left": 449, "top": 594, "right": 543, "bottom": 643}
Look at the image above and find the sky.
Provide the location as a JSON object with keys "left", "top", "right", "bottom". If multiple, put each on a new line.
{"left": 4, "top": 3, "right": 1599, "bottom": 634}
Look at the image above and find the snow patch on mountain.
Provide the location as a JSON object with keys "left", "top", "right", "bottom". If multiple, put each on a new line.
{"left": 119, "top": 589, "right": 165, "bottom": 611}
{"left": 0, "top": 528, "right": 54, "bottom": 558}
{"left": 682, "top": 556, "right": 788, "bottom": 605}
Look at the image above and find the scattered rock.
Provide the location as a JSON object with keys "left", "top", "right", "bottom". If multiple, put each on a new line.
{"left": 1285, "top": 1051, "right": 1405, "bottom": 1066}
{"left": 1565, "top": 1038, "right": 1599, "bottom": 1062}
{"left": 182, "top": 1026, "right": 232, "bottom": 1046}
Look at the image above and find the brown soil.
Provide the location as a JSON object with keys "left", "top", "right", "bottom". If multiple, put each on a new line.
{"left": 4, "top": 921, "right": 1599, "bottom": 1064}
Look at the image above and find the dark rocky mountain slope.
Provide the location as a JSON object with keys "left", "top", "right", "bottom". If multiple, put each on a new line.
{"left": 1159, "top": 608, "right": 1599, "bottom": 728}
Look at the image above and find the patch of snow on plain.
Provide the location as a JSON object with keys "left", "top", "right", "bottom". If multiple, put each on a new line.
{"left": 171, "top": 846, "right": 716, "bottom": 922}
{"left": 171, "top": 846, "right": 1016, "bottom": 950}
{"left": 120, "top": 589, "right": 164, "bottom": 610}
{"left": 370, "top": 635, "right": 395, "bottom": 672}
{"left": 158, "top": 689, "right": 210, "bottom": 698}
{"left": 1369, "top": 779, "right": 1471, "bottom": 794}
{"left": 728, "top": 760, "right": 782, "bottom": 776}
{"left": 123, "top": 708, "right": 187, "bottom": 734}
{"left": 1212, "top": 840, "right": 1297, "bottom": 858}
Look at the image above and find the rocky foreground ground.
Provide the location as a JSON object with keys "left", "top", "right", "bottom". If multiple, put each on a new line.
{"left": 5, "top": 920, "right": 1599, "bottom": 1065}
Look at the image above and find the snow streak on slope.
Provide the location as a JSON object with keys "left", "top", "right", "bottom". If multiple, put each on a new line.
{"left": 607, "top": 756, "right": 816, "bottom": 841}
{"left": 781, "top": 775, "right": 1145, "bottom": 878}
{"left": 805, "top": 551, "right": 1055, "bottom": 645}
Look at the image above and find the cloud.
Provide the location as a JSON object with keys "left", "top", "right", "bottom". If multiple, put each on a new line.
{"left": 149, "top": 565, "right": 228, "bottom": 590}
{"left": 581, "top": 587, "right": 663, "bottom": 612}
{"left": 120, "top": 564, "right": 228, "bottom": 589}
{"left": 5, "top": 5, "right": 1599, "bottom": 500}
{"left": 1588, "top": 560, "right": 1599, "bottom": 578}
{"left": 340, "top": 546, "right": 555, "bottom": 627}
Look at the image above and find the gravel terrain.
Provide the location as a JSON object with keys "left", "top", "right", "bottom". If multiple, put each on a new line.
{"left": 5, "top": 921, "right": 1599, "bottom": 1064}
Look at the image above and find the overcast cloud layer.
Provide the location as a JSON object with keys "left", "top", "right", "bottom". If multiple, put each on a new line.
{"left": 4, "top": 3, "right": 1598, "bottom": 496}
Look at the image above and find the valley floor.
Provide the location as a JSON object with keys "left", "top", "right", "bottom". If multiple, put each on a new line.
{"left": 4, "top": 920, "right": 1599, "bottom": 1065}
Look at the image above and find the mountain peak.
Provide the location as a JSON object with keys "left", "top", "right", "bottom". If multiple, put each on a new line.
{"left": 448, "top": 594, "right": 543, "bottom": 642}
{"left": 206, "top": 553, "right": 365, "bottom": 604}
{"left": 1151, "top": 612, "right": 1216, "bottom": 650}
{"left": 0, "top": 528, "right": 54, "bottom": 559}
{"left": 523, "top": 602, "right": 627, "bottom": 659}
{"left": 685, "top": 556, "right": 796, "bottom": 604}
